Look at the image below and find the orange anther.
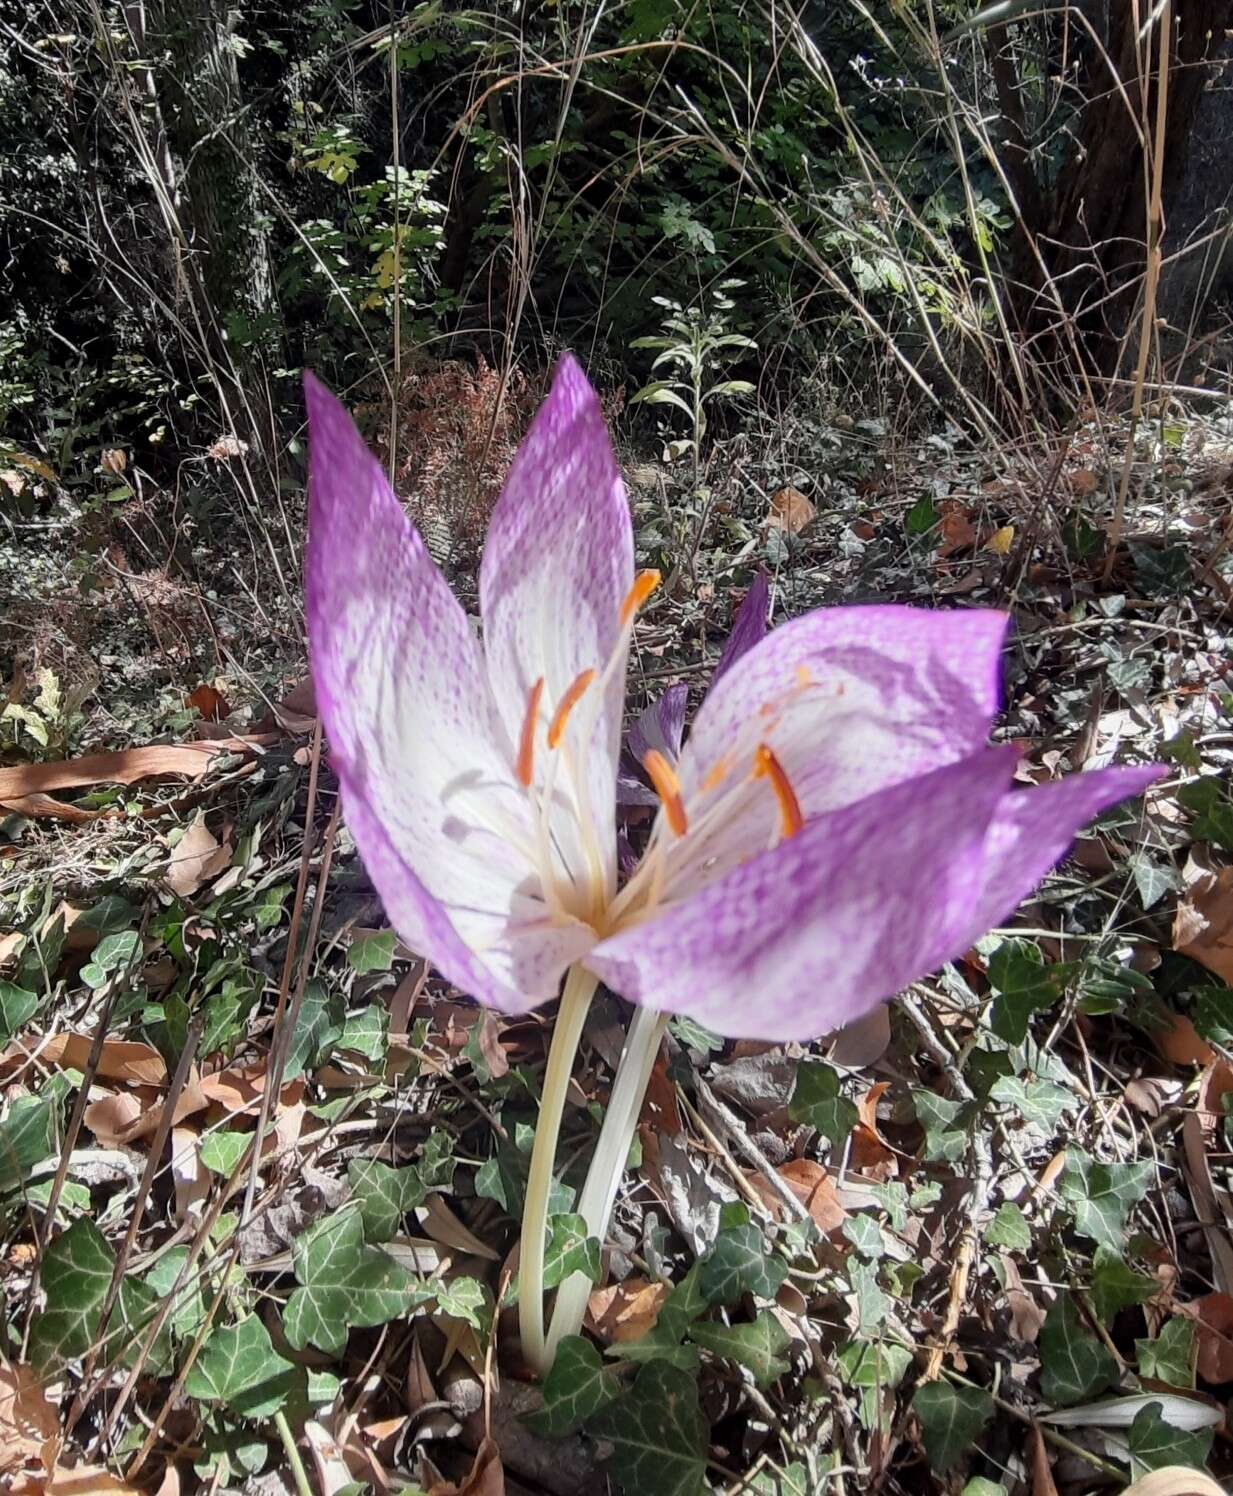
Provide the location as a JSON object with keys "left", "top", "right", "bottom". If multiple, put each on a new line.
{"left": 795, "top": 664, "right": 814, "bottom": 689}
{"left": 548, "top": 668, "right": 597, "bottom": 749}
{"left": 516, "top": 677, "right": 545, "bottom": 788}
{"left": 642, "top": 749, "right": 688, "bottom": 837}
{"left": 618, "top": 569, "right": 662, "bottom": 627}
{"left": 753, "top": 743, "right": 804, "bottom": 840}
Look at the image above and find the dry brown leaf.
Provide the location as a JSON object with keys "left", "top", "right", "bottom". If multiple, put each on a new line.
{"left": 0, "top": 794, "right": 101, "bottom": 824}
{"left": 1154, "top": 1013, "right": 1215, "bottom": 1067}
{"left": 271, "top": 677, "right": 317, "bottom": 734}
{"left": 826, "top": 1004, "right": 890, "bottom": 1069}
{"left": 164, "top": 814, "right": 230, "bottom": 899}
{"left": 41, "top": 1034, "right": 166, "bottom": 1087}
{"left": 1125, "top": 1077, "right": 1174, "bottom": 1117}
{"left": 170, "top": 1126, "right": 208, "bottom": 1221}
{"left": 83, "top": 1091, "right": 145, "bottom": 1146}
{"left": 851, "top": 1081, "right": 897, "bottom": 1178}
{"left": 587, "top": 1278, "right": 668, "bottom": 1344}
{"left": 185, "top": 683, "right": 231, "bottom": 723}
{"left": 424, "top": 1437, "right": 504, "bottom": 1496}
{"left": 638, "top": 1053, "right": 682, "bottom": 1136}
{"left": 197, "top": 1060, "right": 269, "bottom": 1114}
{"left": 937, "top": 501, "right": 978, "bottom": 557}
{"left": 1188, "top": 1292, "right": 1233, "bottom": 1384}
{"left": 1196, "top": 1060, "right": 1233, "bottom": 1138}
{"left": 0, "top": 1363, "right": 60, "bottom": 1478}
{"left": 1181, "top": 1109, "right": 1233, "bottom": 1296}
{"left": 766, "top": 486, "right": 815, "bottom": 536}
{"left": 1029, "top": 1425, "right": 1059, "bottom": 1496}
{"left": 42, "top": 1465, "right": 145, "bottom": 1495}
{"left": 1173, "top": 867, "right": 1233, "bottom": 982}
{"left": 775, "top": 1159, "right": 846, "bottom": 1234}
{"left": 420, "top": 1195, "right": 501, "bottom": 1262}
{"left": 984, "top": 524, "right": 1016, "bottom": 555}
{"left": 0, "top": 740, "right": 259, "bottom": 800}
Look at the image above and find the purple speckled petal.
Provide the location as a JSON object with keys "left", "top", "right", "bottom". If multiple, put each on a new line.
{"left": 653, "top": 605, "right": 1010, "bottom": 897}
{"left": 713, "top": 569, "right": 771, "bottom": 683}
{"left": 627, "top": 683, "right": 688, "bottom": 766}
{"left": 587, "top": 747, "right": 1019, "bottom": 1041}
{"left": 304, "top": 374, "right": 593, "bottom": 1013}
{"left": 480, "top": 354, "right": 634, "bottom": 900}
{"left": 955, "top": 762, "right": 1165, "bottom": 945}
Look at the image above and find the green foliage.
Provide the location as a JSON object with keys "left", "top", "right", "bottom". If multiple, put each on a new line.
{"left": 699, "top": 1220, "right": 788, "bottom": 1305}
{"left": 911, "top": 1381, "right": 994, "bottom": 1473}
{"left": 1058, "top": 1150, "right": 1151, "bottom": 1249}
{"left": 283, "top": 1207, "right": 425, "bottom": 1354}
{"left": 1136, "top": 1318, "right": 1195, "bottom": 1388}
{"left": 590, "top": 1360, "right": 708, "bottom": 1496}
{"left": 185, "top": 1316, "right": 298, "bottom": 1418}
{"left": 789, "top": 1059, "right": 858, "bottom": 1145}
{"left": 1039, "top": 1295, "right": 1117, "bottom": 1407}
{"left": 530, "top": 1335, "right": 622, "bottom": 1437}
{"left": 689, "top": 1312, "right": 792, "bottom": 1387}
{"left": 1127, "top": 1401, "right": 1213, "bottom": 1476}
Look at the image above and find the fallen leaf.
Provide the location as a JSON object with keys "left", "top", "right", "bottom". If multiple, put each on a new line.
{"left": 984, "top": 524, "right": 1015, "bottom": 555}
{"left": 775, "top": 1158, "right": 846, "bottom": 1234}
{"left": 164, "top": 813, "right": 231, "bottom": 898}
{"left": 1068, "top": 468, "right": 1099, "bottom": 497}
{"left": 185, "top": 683, "right": 231, "bottom": 722}
{"left": 766, "top": 486, "right": 815, "bottom": 536}
{"left": 937, "top": 501, "right": 978, "bottom": 557}
{"left": 303, "top": 1420, "right": 354, "bottom": 1496}
{"left": 1029, "top": 1424, "right": 1059, "bottom": 1496}
{"left": 1196, "top": 1060, "right": 1233, "bottom": 1139}
{"left": 0, "top": 1362, "right": 60, "bottom": 1478}
{"left": 1188, "top": 1292, "right": 1233, "bottom": 1384}
{"left": 0, "top": 740, "right": 261, "bottom": 801}
{"left": 1173, "top": 867, "right": 1233, "bottom": 982}
{"left": 826, "top": 1005, "right": 890, "bottom": 1069}
{"left": 423, "top": 1436, "right": 504, "bottom": 1496}
{"left": 99, "top": 449, "right": 127, "bottom": 474}
{"left": 43, "top": 1465, "right": 145, "bottom": 1495}
{"left": 42, "top": 1034, "right": 167, "bottom": 1086}
{"left": 638, "top": 1054, "right": 682, "bottom": 1136}
{"left": 83, "top": 1091, "right": 146, "bottom": 1146}
{"left": 270, "top": 677, "right": 317, "bottom": 734}
{"left": 0, "top": 794, "right": 101, "bottom": 824}
{"left": 1154, "top": 1013, "right": 1215, "bottom": 1067}
{"left": 1125, "top": 1077, "right": 1175, "bottom": 1117}
{"left": 587, "top": 1278, "right": 668, "bottom": 1343}
{"left": 471, "top": 1011, "right": 509, "bottom": 1082}
{"left": 851, "top": 1081, "right": 896, "bottom": 1178}
{"left": 171, "top": 1126, "right": 209, "bottom": 1221}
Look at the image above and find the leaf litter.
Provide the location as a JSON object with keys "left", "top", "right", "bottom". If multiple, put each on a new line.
{"left": 4, "top": 394, "right": 1233, "bottom": 1495}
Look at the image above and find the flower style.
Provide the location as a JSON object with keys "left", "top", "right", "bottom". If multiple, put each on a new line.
{"left": 304, "top": 355, "right": 1161, "bottom": 1370}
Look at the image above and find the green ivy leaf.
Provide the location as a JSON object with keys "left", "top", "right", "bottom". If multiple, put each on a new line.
{"left": 348, "top": 930, "right": 396, "bottom": 973}
{"left": 699, "top": 1223, "right": 787, "bottom": 1306}
{"left": 837, "top": 1339, "right": 912, "bottom": 1389}
{"left": 987, "top": 941, "right": 1074, "bottom": 1043}
{"left": 29, "top": 1219, "right": 170, "bottom": 1373}
{"left": 283, "top": 1208, "right": 422, "bottom": 1353}
{"left": 912, "top": 1090, "right": 967, "bottom": 1163}
{"left": 433, "top": 1276, "right": 486, "bottom": 1331}
{"left": 842, "top": 1214, "right": 884, "bottom": 1260}
{"left": 990, "top": 1076, "right": 1075, "bottom": 1130}
{"left": 200, "top": 975, "right": 257, "bottom": 1058}
{"left": 184, "top": 1314, "right": 298, "bottom": 1418}
{"left": 198, "top": 1131, "right": 250, "bottom": 1177}
{"left": 849, "top": 1259, "right": 890, "bottom": 1332}
{"left": 528, "top": 1334, "right": 622, "bottom": 1437}
{"left": 282, "top": 979, "right": 345, "bottom": 1081}
{"left": 1126, "top": 1400, "right": 1213, "bottom": 1476}
{"left": 338, "top": 1006, "right": 388, "bottom": 1064}
{"left": 348, "top": 1158, "right": 428, "bottom": 1243}
{"left": 1091, "top": 1247, "right": 1155, "bottom": 1325}
{"left": 911, "top": 1381, "right": 993, "bottom": 1473}
{"left": 689, "top": 1312, "right": 790, "bottom": 1387}
{"left": 1039, "top": 1295, "right": 1117, "bottom": 1406}
{"left": 144, "top": 1247, "right": 207, "bottom": 1339}
{"left": 1059, "top": 1150, "right": 1151, "bottom": 1249}
{"left": 590, "top": 1359, "right": 707, "bottom": 1496}
{"left": 0, "top": 1094, "right": 57, "bottom": 1192}
{"left": 1135, "top": 1318, "right": 1195, "bottom": 1388}
{"left": 985, "top": 1202, "right": 1031, "bottom": 1251}
{"left": 0, "top": 980, "right": 38, "bottom": 1042}
{"left": 788, "top": 1061, "right": 857, "bottom": 1145}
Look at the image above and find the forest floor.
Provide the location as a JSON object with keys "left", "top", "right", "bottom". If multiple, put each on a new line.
{"left": 2, "top": 366, "right": 1233, "bottom": 1496}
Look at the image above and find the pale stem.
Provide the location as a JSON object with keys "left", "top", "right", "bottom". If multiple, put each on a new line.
{"left": 545, "top": 1004, "right": 670, "bottom": 1363}
{"left": 519, "top": 963, "right": 599, "bottom": 1373}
